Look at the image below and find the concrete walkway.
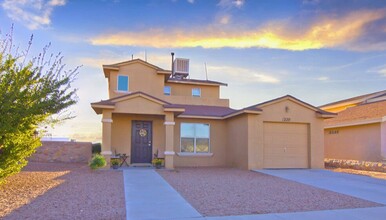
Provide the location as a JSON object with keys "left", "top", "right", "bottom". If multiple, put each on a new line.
{"left": 123, "top": 168, "right": 386, "bottom": 220}
{"left": 123, "top": 168, "right": 202, "bottom": 220}
{"left": 256, "top": 169, "right": 386, "bottom": 205}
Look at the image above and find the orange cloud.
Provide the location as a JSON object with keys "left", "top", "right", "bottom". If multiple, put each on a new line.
{"left": 89, "top": 9, "right": 386, "bottom": 51}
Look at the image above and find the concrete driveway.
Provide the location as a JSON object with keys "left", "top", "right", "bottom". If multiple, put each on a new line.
{"left": 123, "top": 168, "right": 386, "bottom": 220}
{"left": 255, "top": 169, "right": 386, "bottom": 205}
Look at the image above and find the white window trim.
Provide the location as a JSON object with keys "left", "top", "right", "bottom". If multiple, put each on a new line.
{"left": 180, "top": 123, "right": 210, "bottom": 154}
{"left": 192, "top": 88, "right": 201, "bottom": 97}
{"left": 164, "top": 86, "right": 171, "bottom": 96}
{"left": 177, "top": 152, "right": 213, "bottom": 157}
{"left": 115, "top": 90, "right": 131, "bottom": 94}
{"left": 117, "top": 74, "right": 129, "bottom": 92}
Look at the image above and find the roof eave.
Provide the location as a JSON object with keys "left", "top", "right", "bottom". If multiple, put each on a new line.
{"left": 102, "top": 65, "right": 119, "bottom": 78}
{"left": 316, "top": 112, "right": 337, "bottom": 119}
{"left": 177, "top": 115, "right": 224, "bottom": 120}
{"left": 91, "top": 104, "right": 115, "bottom": 114}
{"left": 164, "top": 107, "right": 185, "bottom": 113}
{"left": 167, "top": 79, "right": 227, "bottom": 87}
{"left": 325, "top": 118, "right": 383, "bottom": 129}
{"left": 157, "top": 70, "right": 172, "bottom": 75}
{"left": 319, "top": 90, "right": 386, "bottom": 109}
{"left": 223, "top": 109, "right": 262, "bottom": 119}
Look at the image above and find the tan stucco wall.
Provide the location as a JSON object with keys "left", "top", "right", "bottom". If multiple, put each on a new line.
{"left": 108, "top": 63, "right": 164, "bottom": 99}
{"left": 226, "top": 114, "right": 249, "bottom": 169}
{"left": 106, "top": 62, "right": 228, "bottom": 107}
{"left": 254, "top": 99, "right": 325, "bottom": 169}
{"left": 325, "top": 123, "right": 382, "bottom": 162}
{"left": 163, "top": 82, "right": 229, "bottom": 107}
{"left": 170, "top": 98, "right": 325, "bottom": 170}
{"left": 173, "top": 118, "right": 228, "bottom": 167}
{"left": 165, "top": 82, "right": 219, "bottom": 98}
{"left": 103, "top": 97, "right": 325, "bottom": 169}
{"left": 114, "top": 96, "right": 165, "bottom": 114}
{"left": 111, "top": 114, "right": 165, "bottom": 164}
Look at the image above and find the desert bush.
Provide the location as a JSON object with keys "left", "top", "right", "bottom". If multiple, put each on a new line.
{"left": 89, "top": 154, "right": 106, "bottom": 170}
{"left": 0, "top": 26, "right": 78, "bottom": 184}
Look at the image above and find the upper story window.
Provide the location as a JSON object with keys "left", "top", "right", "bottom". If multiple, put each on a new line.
{"left": 117, "top": 75, "right": 129, "bottom": 92}
{"left": 164, "top": 86, "right": 171, "bottom": 96}
{"left": 192, "top": 88, "right": 201, "bottom": 97}
{"left": 180, "top": 123, "right": 210, "bottom": 153}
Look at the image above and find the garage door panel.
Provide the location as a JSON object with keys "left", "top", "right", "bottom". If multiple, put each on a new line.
{"left": 263, "top": 122, "right": 309, "bottom": 169}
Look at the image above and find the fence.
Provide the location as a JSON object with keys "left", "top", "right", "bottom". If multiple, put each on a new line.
{"left": 29, "top": 141, "right": 92, "bottom": 163}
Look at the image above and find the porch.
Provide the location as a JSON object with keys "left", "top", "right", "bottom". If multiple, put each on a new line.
{"left": 101, "top": 112, "right": 177, "bottom": 169}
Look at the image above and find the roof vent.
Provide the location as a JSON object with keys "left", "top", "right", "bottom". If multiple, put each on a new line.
{"left": 173, "top": 58, "right": 189, "bottom": 79}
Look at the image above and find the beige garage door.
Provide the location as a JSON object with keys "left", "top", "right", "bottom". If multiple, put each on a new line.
{"left": 263, "top": 122, "right": 309, "bottom": 168}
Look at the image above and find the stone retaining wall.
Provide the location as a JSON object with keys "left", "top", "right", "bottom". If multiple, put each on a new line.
{"left": 29, "top": 141, "right": 92, "bottom": 163}
{"left": 325, "top": 158, "right": 386, "bottom": 172}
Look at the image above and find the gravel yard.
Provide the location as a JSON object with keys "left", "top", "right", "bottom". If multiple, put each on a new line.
{"left": 0, "top": 162, "right": 125, "bottom": 220}
{"left": 158, "top": 167, "right": 382, "bottom": 217}
{"left": 328, "top": 167, "right": 386, "bottom": 180}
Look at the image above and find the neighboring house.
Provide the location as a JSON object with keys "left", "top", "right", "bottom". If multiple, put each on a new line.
{"left": 91, "top": 56, "right": 334, "bottom": 170}
{"left": 320, "top": 91, "right": 386, "bottom": 162}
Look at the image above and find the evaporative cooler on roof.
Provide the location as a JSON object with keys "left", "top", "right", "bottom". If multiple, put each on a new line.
{"left": 173, "top": 58, "right": 189, "bottom": 79}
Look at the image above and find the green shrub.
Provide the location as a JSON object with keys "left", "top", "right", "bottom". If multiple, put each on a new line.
{"left": 89, "top": 154, "right": 106, "bottom": 170}
{"left": 111, "top": 158, "right": 120, "bottom": 166}
{"left": 0, "top": 27, "right": 78, "bottom": 185}
{"left": 91, "top": 143, "right": 101, "bottom": 154}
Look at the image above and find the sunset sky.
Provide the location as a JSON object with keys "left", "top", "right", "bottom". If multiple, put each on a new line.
{"left": 1, "top": 0, "right": 386, "bottom": 142}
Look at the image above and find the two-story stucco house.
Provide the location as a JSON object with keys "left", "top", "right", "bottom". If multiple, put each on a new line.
{"left": 91, "top": 55, "right": 335, "bottom": 170}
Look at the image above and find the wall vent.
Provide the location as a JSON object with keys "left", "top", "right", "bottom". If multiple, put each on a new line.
{"left": 173, "top": 58, "right": 189, "bottom": 79}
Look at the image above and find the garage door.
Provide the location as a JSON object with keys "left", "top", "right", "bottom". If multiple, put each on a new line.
{"left": 263, "top": 122, "right": 309, "bottom": 168}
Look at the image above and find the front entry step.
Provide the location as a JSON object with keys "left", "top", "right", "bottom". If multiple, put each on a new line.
{"left": 131, "top": 163, "right": 152, "bottom": 167}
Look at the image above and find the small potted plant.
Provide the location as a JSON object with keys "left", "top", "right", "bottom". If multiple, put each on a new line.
{"left": 111, "top": 158, "right": 120, "bottom": 169}
{"left": 152, "top": 158, "right": 163, "bottom": 169}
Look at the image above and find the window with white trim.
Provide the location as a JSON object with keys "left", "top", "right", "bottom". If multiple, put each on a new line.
{"left": 180, "top": 123, "right": 210, "bottom": 153}
{"left": 164, "top": 86, "right": 171, "bottom": 96}
{"left": 117, "top": 75, "right": 129, "bottom": 92}
{"left": 192, "top": 88, "right": 201, "bottom": 97}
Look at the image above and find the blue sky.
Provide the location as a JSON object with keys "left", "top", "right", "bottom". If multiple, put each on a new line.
{"left": 1, "top": 0, "right": 386, "bottom": 142}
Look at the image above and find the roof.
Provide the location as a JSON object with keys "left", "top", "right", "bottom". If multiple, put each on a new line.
{"left": 247, "top": 95, "right": 336, "bottom": 117}
{"left": 167, "top": 78, "right": 228, "bottom": 86}
{"left": 103, "top": 59, "right": 165, "bottom": 70}
{"left": 91, "top": 91, "right": 171, "bottom": 107}
{"left": 325, "top": 100, "right": 386, "bottom": 126}
{"left": 102, "top": 58, "right": 228, "bottom": 86}
{"left": 91, "top": 91, "right": 171, "bottom": 114}
{"left": 91, "top": 92, "right": 335, "bottom": 119}
{"left": 164, "top": 104, "right": 236, "bottom": 117}
{"left": 319, "top": 89, "right": 386, "bottom": 109}
{"left": 91, "top": 91, "right": 259, "bottom": 118}
{"left": 102, "top": 59, "right": 171, "bottom": 78}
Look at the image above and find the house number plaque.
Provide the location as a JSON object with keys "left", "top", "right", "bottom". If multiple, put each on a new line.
{"left": 282, "top": 117, "right": 291, "bottom": 122}
{"left": 139, "top": 129, "right": 147, "bottom": 137}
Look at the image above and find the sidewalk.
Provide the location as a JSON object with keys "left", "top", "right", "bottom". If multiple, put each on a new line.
{"left": 123, "top": 168, "right": 202, "bottom": 220}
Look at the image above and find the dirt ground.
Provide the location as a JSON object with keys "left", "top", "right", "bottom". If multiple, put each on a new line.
{"left": 2, "top": 163, "right": 384, "bottom": 219}
{"left": 158, "top": 167, "right": 382, "bottom": 217}
{"left": 327, "top": 167, "right": 386, "bottom": 180}
{"left": 0, "top": 162, "right": 125, "bottom": 220}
